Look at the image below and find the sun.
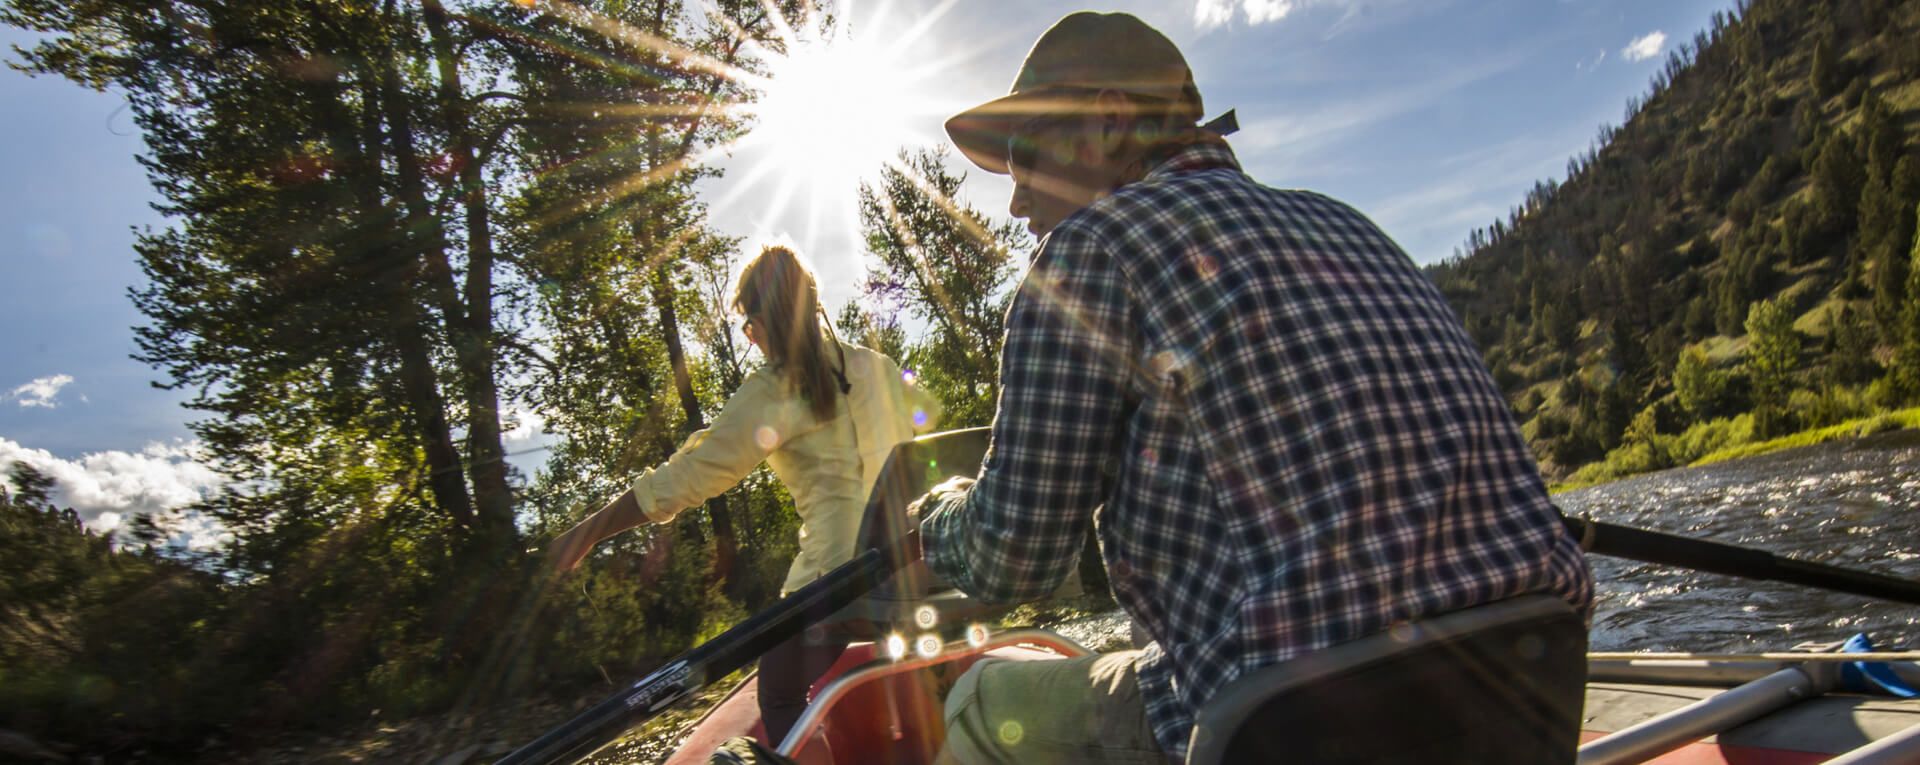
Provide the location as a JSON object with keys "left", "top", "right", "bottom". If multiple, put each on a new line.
{"left": 746, "top": 31, "right": 925, "bottom": 190}
{"left": 719, "top": 2, "right": 961, "bottom": 253}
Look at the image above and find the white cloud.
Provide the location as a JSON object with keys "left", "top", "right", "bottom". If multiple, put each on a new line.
{"left": 1243, "top": 0, "right": 1297, "bottom": 24}
{"left": 8, "top": 374, "right": 75, "bottom": 408}
{"left": 1621, "top": 30, "right": 1666, "bottom": 62}
{"left": 1195, "top": 0, "right": 1236, "bottom": 28}
{"left": 0, "top": 437, "right": 225, "bottom": 544}
{"left": 502, "top": 408, "right": 547, "bottom": 443}
{"left": 1196, "top": 0, "right": 1329, "bottom": 29}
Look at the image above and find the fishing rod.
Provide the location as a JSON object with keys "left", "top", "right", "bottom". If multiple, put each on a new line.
{"left": 1562, "top": 515, "right": 1920, "bottom": 606}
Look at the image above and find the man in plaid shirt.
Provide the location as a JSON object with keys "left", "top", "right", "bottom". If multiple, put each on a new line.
{"left": 913, "top": 11, "right": 1593, "bottom": 764}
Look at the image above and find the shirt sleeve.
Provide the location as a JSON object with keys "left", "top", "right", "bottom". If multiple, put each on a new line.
{"left": 632, "top": 371, "right": 797, "bottom": 524}
{"left": 918, "top": 224, "right": 1135, "bottom": 603}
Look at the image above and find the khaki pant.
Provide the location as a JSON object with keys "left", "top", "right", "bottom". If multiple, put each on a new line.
{"left": 939, "top": 650, "right": 1170, "bottom": 765}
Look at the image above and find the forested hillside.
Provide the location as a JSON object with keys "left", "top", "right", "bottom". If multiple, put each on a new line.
{"left": 1428, "top": 0, "right": 1920, "bottom": 481}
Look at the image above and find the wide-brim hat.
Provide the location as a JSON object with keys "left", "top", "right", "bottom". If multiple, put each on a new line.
{"left": 945, "top": 12, "right": 1204, "bottom": 175}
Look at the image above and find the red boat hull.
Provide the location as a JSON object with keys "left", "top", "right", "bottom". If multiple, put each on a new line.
{"left": 667, "top": 641, "right": 1911, "bottom": 764}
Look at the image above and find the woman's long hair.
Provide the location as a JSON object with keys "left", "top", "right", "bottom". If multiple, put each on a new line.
{"left": 733, "top": 246, "right": 840, "bottom": 421}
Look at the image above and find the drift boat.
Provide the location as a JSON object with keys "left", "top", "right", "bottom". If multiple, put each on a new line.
{"left": 499, "top": 429, "right": 1920, "bottom": 765}
{"left": 650, "top": 632, "right": 1920, "bottom": 764}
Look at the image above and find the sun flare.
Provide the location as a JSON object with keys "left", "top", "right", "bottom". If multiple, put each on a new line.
{"left": 721, "top": 1, "right": 961, "bottom": 253}
{"left": 746, "top": 33, "right": 923, "bottom": 189}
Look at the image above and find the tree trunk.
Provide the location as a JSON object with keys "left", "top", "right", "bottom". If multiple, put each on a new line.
{"left": 303, "top": 27, "right": 476, "bottom": 528}
{"left": 424, "top": 0, "right": 516, "bottom": 550}
{"left": 651, "top": 264, "right": 738, "bottom": 587}
{"left": 373, "top": 7, "right": 478, "bottom": 529}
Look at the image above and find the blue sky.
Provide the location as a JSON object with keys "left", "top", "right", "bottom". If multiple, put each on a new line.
{"left": 0, "top": 0, "right": 1733, "bottom": 532}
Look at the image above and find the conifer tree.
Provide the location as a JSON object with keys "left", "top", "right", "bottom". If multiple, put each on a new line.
{"left": 1745, "top": 297, "right": 1800, "bottom": 437}
{"left": 1868, "top": 157, "right": 1919, "bottom": 343}
{"left": 1827, "top": 306, "right": 1879, "bottom": 387}
{"left": 1812, "top": 130, "right": 1865, "bottom": 235}
{"left": 1809, "top": 35, "right": 1840, "bottom": 100}
{"left": 857, "top": 148, "right": 1026, "bottom": 426}
{"left": 1893, "top": 202, "right": 1920, "bottom": 401}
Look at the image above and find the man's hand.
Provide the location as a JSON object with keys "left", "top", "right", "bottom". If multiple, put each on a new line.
{"left": 904, "top": 476, "right": 973, "bottom": 564}
{"left": 908, "top": 475, "right": 975, "bottom": 526}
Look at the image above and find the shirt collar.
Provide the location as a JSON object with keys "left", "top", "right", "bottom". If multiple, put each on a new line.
{"left": 1144, "top": 137, "right": 1242, "bottom": 181}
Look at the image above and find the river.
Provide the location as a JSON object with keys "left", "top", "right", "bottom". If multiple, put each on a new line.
{"left": 1567, "top": 428, "right": 1920, "bottom": 653}
{"left": 599, "top": 429, "right": 1920, "bottom": 762}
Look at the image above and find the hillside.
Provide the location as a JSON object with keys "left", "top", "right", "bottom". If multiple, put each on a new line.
{"left": 1427, "top": 0, "right": 1920, "bottom": 481}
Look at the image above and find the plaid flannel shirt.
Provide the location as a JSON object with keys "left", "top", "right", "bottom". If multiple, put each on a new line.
{"left": 919, "top": 139, "right": 1594, "bottom": 759}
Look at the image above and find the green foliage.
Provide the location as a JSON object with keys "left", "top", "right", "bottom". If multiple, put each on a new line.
{"left": 1744, "top": 297, "right": 1802, "bottom": 437}
{"left": 1893, "top": 200, "right": 1920, "bottom": 400}
{"left": 1866, "top": 155, "right": 1920, "bottom": 341}
{"left": 1812, "top": 130, "right": 1866, "bottom": 234}
{"left": 0, "top": 464, "right": 225, "bottom": 751}
{"left": 1810, "top": 35, "right": 1841, "bottom": 99}
{"left": 1668, "top": 414, "right": 1757, "bottom": 466}
{"left": 1673, "top": 345, "right": 1731, "bottom": 417}
{"left": 857, "top": 147, "right": 1027, "bottom": 427}
{"left": 1694, "top": 407, "right": 1920, "bottom": 465}
{"left": 1825, "top": 305, "right": 1881, "bottom": 385}
{"left": 1788, "top": 385, "right": 1875, "bottom": 430}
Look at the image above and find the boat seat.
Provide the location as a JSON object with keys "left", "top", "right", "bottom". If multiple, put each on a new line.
{"left": 1185, "top": 594, "right": 1587, "bottom": 765}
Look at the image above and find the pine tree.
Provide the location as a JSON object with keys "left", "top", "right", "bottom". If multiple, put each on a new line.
{"left": 1812, "top": 130, "right": 1865, "bottom": 236}
{"left": 1892, "top": 202, "right": 1920, "bottom": 400}
{"left": 857, "top": 148, "right": 1026, "bottom": 426}
{"left": 1825, "top": 306, "right": 1878, "bottom": 386}
{"left": 1809, "top": 35, "right": 1840, "bottom": 99}
{"left": 1869, "top": 157, "right": 1920, "bottom": 344}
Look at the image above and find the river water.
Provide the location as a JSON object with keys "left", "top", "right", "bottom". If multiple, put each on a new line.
{"left": 601, "top": 429, "right": 1920, "bottom": 761}
{"left": 1566, "top": 428, "right": 1920, "bottom": 653}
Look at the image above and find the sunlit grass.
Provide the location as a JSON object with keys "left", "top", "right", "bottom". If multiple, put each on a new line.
{"left": 1551, "top": 406, "right": 1920, "bottom": 493}
{"left": 1691, "top": 406, "right": 1920, "bottom": 466}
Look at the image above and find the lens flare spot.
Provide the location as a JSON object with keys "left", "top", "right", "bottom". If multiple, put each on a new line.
{"left": 997, "top": 719, "right": 1024, "bottom": 745}
{"left": 966, "top": 623, "right": 990, "bottom": 647}
{"left": 914, "top": 605, "right": 938, "bottom": 629}
{"left": 912, "top": 408, "right": 929, "bottom": 427}
{"left": 754, "top": 426, "right": 781, "bottom": 450}
{"left": 915, "top": 633, "right": 942, "bottom": 658}
{"left": 885, "top": 633, "right": 907, "bottom": 661}
{"left": 902, "top": 368, "right": 918, "bottom": 385}
{"left": 1193, "top": 252, "right": 1220, "bottom": 279}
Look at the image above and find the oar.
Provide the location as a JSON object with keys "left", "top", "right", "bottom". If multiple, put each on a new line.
{"left": 494, "top": 428, "right": 962, "bottom": 765}
{"left": 1561, "top": 515, "right": 1920, "bottom": 606}
{"left": 493, "top": 532, "right": 914, "bottom": 765}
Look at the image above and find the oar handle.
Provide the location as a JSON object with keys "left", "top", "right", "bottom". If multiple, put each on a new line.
{"left": 1563, "top": 516, "right": 1920, "bottom": 606}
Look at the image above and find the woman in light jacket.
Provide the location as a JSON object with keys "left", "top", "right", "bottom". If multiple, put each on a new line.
{"left": 546, "top": 245, "right": 938, "bottom": 746}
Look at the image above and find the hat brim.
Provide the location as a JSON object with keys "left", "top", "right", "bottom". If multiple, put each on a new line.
{"left": 944, "top": 90, "right": 1100, "bottom": 176}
